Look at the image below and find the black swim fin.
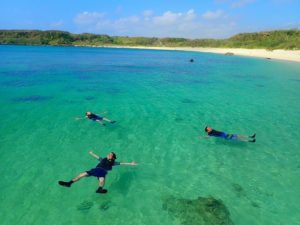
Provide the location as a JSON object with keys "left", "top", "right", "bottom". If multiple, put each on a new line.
{"left": 96, "top": 187, "right": 108, "bottom": 194}
{"left": 248, "top": 139, "right": 256, "bottom": 143}
{"left": 58, "top": 181, "right": 72, "bottom": 187}
{"left": 110, "top": 121, "right": 116, "bottom": 124}
{"left": 249, "top": 133, "right": 256, "bottom": 138}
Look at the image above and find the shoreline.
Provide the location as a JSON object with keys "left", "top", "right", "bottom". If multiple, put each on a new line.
{"left": 75, "top": 45, "right": 300, "bottom": 63}
{"left": 3, "top": 44, "right": 299, "bottom": 62}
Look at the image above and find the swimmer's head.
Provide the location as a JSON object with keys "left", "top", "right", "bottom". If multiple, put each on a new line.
{"left": 205, "top": 126, "right": 212, "bottom": 132}
{"left": 108, "top": 152, "right": 117, "bottom": 161}
{"left": 86, "top": 112, "right": 92, "bottom": 116}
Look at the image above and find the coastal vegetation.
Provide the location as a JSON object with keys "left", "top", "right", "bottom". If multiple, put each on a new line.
{"left": 0, "top": 29, "right": 299, "bottom": 50}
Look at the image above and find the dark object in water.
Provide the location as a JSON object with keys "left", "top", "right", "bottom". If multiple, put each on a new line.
{"left": 190, "top": 59, "right": 194, "bottom": 62}
{"left": 96, "top": 187, "right": 108, "bottom": 194}
{"left": 266, "top": 58, "right": 271, "bottom": 60}
{"left": 174, "top": 117, "right": 184, "bottom": 122}
{"left": 77, "top": 201, "right": 94, "bottom": 211}
{"left": 251, "top": 201, "right": 260, "bottom": 208}
{"left": 225, "top": 52, "right": 234, "bottom": 56}
{"left": 58, "top": 181, "right": 72, "bottom": 187}
{"left": 85, "top": 96, "right": 96, "bottom": 101}
{"left": 99, "top": 201, "right": 111, "bottom": 211}
{"left": 163, "top": 196, "right": 234, "bottom": 225}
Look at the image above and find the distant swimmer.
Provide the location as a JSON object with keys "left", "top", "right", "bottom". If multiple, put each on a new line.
{"left": 76, "top": 111, "right": 116, "bottom": 126}
{"left": 199, "top": 126, "right": 256, "bottom": 143}
{"left": 58, "top": 151, "right": 137, "bottom": 194}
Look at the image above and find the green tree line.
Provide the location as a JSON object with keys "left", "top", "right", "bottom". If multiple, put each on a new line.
{"left": 0, "top": 29, "right": 299, "bottom": 50}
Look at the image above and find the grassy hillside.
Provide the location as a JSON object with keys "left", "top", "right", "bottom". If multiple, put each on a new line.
{"left": 0, "top": 29, "right": 299, "bottom": 50}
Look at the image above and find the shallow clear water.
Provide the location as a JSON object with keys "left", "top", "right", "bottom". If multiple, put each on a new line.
{"left": 0, "top": 45, "right": 300, "bottom": 225}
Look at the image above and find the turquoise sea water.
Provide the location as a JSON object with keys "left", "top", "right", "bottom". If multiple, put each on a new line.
{"left": 0, "top": 45, "right": 300, "bottom": 225}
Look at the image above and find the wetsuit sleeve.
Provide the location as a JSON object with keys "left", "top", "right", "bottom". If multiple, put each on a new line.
{"left": 98, "top": 157, "right": 103, "bottom": 161}
{"left": 113, "top": 162, "right": 121, "bottom": 166}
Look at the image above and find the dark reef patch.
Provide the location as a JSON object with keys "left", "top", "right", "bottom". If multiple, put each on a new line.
{"left": 163, "top": 196, "right": 234, "bottom": 225}
{"left": 251, "top": 201, "right": 260, "bottom": 208}
{"left": 12, "top": 95, "right": 53, "bottom": 103}
{"left": 85, "top": 96, "right": 96, "bottom": 101}
{"left": 174, "top": 117, "right": 184, "bottom": 122}
{"left": 77, "top": 200, "right": 94, "bottom": 211}
{"left": 99, "top": 200, "right": 112, "bottom": 211}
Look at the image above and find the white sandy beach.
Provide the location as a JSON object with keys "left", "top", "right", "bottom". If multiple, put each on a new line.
{"left": 177, "top": 47, "right": 300, "bottom": 63}
{"left": 97, "top": 46, "right": 300, "bottom": 63}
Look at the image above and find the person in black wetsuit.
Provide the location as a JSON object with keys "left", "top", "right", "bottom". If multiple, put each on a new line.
{"left": 199, "top": 126, "right": 256, "bottom": 142}
{"left": 77, "top": 111, "right": 116, "bottom": 126}
{"left": 58, "top": 151, "right": 137, "bottom": 194}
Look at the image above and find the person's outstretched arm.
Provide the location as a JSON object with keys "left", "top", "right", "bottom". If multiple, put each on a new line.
{"left": 119, "top": 161, "right": 138, "bottom": 166}
{"left": 89, "top": 151, "right": 100, "bottom": 160}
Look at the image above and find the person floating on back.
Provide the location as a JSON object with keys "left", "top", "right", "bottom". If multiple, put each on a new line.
{"left": 58, "top": 151, "right": 137, "bottom": 194}
{"left": 199, "top": 126, "right": 256, "bottom": 142}
{"left": 76, "top": 111, "right": 116, "bottom": 126}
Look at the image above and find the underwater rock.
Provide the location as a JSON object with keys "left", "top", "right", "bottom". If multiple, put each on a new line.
{"left": 99, "top": 201, "right": 112, "bottom": 211}
{"left": 174, "top": 117, "right": 184, "bottom": 122}
{"left": 163, "top": 196, "right": 234, "bottom": 225}
{"left": 225, "top": 52, "right": 234, "bottom": 56}
{"left": 251, "top": 201, "right": 260, "bottom": 208}
{"left": 77, "top": 200, "right": 94, "bottom": 211}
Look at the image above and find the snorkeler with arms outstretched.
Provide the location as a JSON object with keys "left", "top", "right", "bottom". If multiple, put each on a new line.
{"left": 199, "top": 126, "right": 256, "bottom": 142}
{"left": 58, "top": 151, "right": 137, "bottom": 194}
{"left": 76, "top": 111, "right": 116, "bottom": 126}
